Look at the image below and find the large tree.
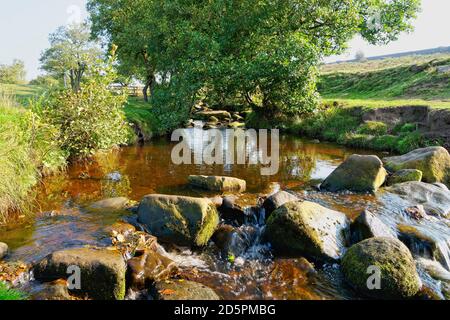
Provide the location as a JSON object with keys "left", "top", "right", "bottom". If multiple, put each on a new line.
{"left": 40, "top": 23, "right": 102, "bottom": 92}
{"left": 88, "top": 0, "right": 421, "bottom": 130}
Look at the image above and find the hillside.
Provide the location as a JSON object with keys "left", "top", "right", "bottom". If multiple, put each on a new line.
{"left": 319, "top": 53, "right": 450, "bottom": 108}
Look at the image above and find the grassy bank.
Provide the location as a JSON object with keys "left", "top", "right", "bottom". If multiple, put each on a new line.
{"left": 288, "top": 104, "right": 441, "bottom": 154}
{"left": 319, "top": 53, "right": 450, "bottom": 109}
{"left": 0, "top": 89, "right": 66, "bottom": 224}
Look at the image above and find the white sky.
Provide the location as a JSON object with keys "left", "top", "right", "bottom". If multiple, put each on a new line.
{"left": 0, "top": 0, "right": 449, "bottom": 79}
{"left": 325, "top": 0, "right": 450, "bottom": 62}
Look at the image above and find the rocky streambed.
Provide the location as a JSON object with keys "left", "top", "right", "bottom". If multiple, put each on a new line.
{"left": 1, "top": 133, "right": 450, "bottom": 300}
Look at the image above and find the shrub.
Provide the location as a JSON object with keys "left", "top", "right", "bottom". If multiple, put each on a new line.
{"left": 356, "top": 121, "right": 388, "bottom": 136}
{"left": 392, "top": 122, "right": 417, "bottom": 134}
{"left": 36, "top": 56, "right": 130, "bottom": 158}
{"left": 338, "top": 133, "right": 374, "bottom": 148}
{"left": 29, "top": 75, "right": 60, "bottom": 87}
{"left": 370, "top": 135, "right": 399, "bottom": 151}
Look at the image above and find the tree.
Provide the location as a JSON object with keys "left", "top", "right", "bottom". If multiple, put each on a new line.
{"left": 355, "top": 51, "right": 367, "bottom": 62}
{"left": 88, "top": 0, "right": 421, "bottom": 130}
{"left": 40, "top": 23, "right": 102, "bottom": 92}
{"left": 0, "top": 59, "right": 26, "bottom": 84}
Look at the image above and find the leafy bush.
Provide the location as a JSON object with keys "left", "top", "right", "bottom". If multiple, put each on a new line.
{"left": 393, "top": 122, "right": 417, "bottom": 134}
{"left": 35, "top": 56, "right": 130, "bottom": 158}
{"left": 357, "top": 121, "right": 388, "bottom": 136}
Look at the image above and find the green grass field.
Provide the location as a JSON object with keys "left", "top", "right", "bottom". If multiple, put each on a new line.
{"left": 319, "top": 53, "right": 450, "bottom": 109}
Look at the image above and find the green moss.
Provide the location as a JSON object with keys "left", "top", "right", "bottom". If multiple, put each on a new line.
{"left": 357, "top": 121, "right": 388, "bottom": 136}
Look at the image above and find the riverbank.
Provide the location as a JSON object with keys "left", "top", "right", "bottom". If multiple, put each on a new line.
{"left": 287, "top": 102, "right": 450, "bottom": 154}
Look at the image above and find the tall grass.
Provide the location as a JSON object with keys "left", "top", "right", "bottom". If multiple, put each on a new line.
{"left": 0, "top": 90, "right": 66, "bottom": 224}
{"left": 0, "top": 282, "right": 27, "bottom": 300}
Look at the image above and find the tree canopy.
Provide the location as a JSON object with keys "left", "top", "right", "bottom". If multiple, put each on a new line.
{"left": 40, "top": 23, "right": 103, "bottom": 92}
{"left": 88, "top": 0, "right": 421, "bottom": 131}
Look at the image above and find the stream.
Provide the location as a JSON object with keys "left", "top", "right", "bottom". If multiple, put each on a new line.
{"left": 1, "top": 129, "right": 450, "bottom": 300}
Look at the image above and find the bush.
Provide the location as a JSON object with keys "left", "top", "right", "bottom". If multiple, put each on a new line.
{"left": 36, "top": 57, "right": 130, "bottom": 158}
{"left": 393, "top": 122, "right": 417, "bottom": 134}
{"left": 356, "top": 121, "right": 388, "bottom": 136}
{"left": 29, "top": 75, "right": 60, "bottom": 87}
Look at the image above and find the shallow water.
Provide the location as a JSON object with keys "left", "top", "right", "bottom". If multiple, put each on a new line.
{"left": 1, "top": 130, "right": 449, "bottom": 300}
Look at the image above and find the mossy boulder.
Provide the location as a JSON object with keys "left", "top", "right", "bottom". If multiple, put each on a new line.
{"left": 194, "top": 110, "right": 231, "bottom": 121}
{"left": 383, "top": 147, "right": 450, "bottom": 186}
{"left": 264, "top": 201, "right": 350, "bottom": 262}
{"left": 342, "top": 237, "right": 421, "bottom": 299}
{"left": 137, "top": 194, "right": 219, "bottom": 247}
{"left": 34, "top": 247, "right": 126, "bottom": 300}
{"left": 321, "top": 155, "right": 387, "bottom": 193}
{"left": 152, "top": 280, "right": 220, "bottom": 300}
{"left": 350, "top": 210, "right": 396, "bottom": 244}
{"left": 86, "top": 197, "right": 130, "bottom": 212}
{"left": 188, "top": 175, "right": 246, "bottom": 192}
{"left": 385, "top": 181, "right": 450, "bottom": 218}
{"left": 387, "top": 169, "right": 423, "bottom": 186}
{"left": 262, "top": 191, "right": 299, "bottom": 219}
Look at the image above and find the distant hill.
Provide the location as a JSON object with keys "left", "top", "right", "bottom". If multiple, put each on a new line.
{"left": 319, "top": 51, "right": 450, "bottom": 102}
{"left": 329, "top": 46, "right": 450, "bottom": 64}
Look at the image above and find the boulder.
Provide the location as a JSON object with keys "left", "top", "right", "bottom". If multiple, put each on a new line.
{"left": 385, "top": 182, "right": 450, "bottom": 218}
{"left": 137, "top": 194, "right": 219, "bottom": 247}
{"left": 127, "top": 249, "right": 178, "bottom": 289}
{"left": 228, "top": 122, "right": 245, "bottom": 129}
{"left": 152, "top": 280, "right": 220, "bottom": 300}
{"left": 383, "top": 147, "right": 450, "bottom": 186}
{"left": 264, "top": 201, "right": 350, "bottom": 262}
{"left": 34, "top": 247, "right": 126, "bottom": 300}
{"left": 0, "top": 242, "right": 8, "bottom": 260}
{"left": 188, "top": 175, "right": 246, "bottom": 193}
{"left": 321, "top": 155, "right": 387, "bottom": 193}
{"left": 387, "top": 169, "right": 423, "bottom": 186}
{"left": 86, "top": 197, "right": 130, "bottom": 211}
{"left": 341, "top": 237, "right": 421, "bottom": 299}
{"left": 350, "top": 210, "right": 396, "bottom": 244}
{"left": 262, "top": 191, "right": 299, "bottom": 219}
{"left": 194, "top": 110, "right": 232, "bottom": 121}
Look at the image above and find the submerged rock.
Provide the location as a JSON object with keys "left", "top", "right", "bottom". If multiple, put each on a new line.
{"left": 127, "top": 249, "right": 178, "bottom": 289}
{"left": 383, "top": 146, "right": 450, "bottom": 186}
{"left": 264, "top": 201, "right": 350, "bottom": 262}
{"left": 321, "top": 155, "right": 387, "bottom": 193}
{"left": 262, "top": 191, "right": 300, "bottom": 219}
{"left": 152, "top": 280, "right": 220, "bottom": 300}
{"left": 342, "top": 237, "right": 421, "bottom": 299}
{"left": 387, "top": 169, "right": 423, "bottom": 186}
{"left": 137, "top": 194, "right": 219, "bottom": 247}
{"left": 86, "top": 197, "right": 130, "bottom": 211}
{"left": 34, "top": 247, "right": 126, "bottom": 300}
{"left": 188, "top": 175, "right": 246, "bottom": 193}
{"left": 350, "top": 210, "right": 396, "bottom": 244}
{"left": 211, "top": 224, "right": 254, "bottom": 258}
{"left": 398, "top": 224, "right": 450, "bottom": 270}
{"left": 0, "top": 242, "right": 8, "bottom": 260}
{"left": 31, "top": 279, "right": 74, "bottom": 300}
{"left": 385, "top": 181, "right": 450, "bottom": 218}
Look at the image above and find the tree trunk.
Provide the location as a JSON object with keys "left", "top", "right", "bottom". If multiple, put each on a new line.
{"left": 143, "top": 75, "right": 154, "bottom": 103}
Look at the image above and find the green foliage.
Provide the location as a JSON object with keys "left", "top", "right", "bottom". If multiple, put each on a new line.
{"left": 0, "top": 282, "right": 27, "bottom": 300}
{"left": 36, "top": 55, "right": 130, "bottom": 158}
{"left": 88, "top": 0, "right": 420, "bottom": 129}
{"left": 357, "top": 121, "right": 388, "bottom": 135}
{"left": 393, "top": 122, "right": 417, "bottom": 134}
{"left": 0, "top": 60, "right": 26, "bottom": 84}
{"left": 40, "top": 23, "right": 102, "bottom": 92}
{"left": 29, "top": 75, "right": 60, "bottom": 87}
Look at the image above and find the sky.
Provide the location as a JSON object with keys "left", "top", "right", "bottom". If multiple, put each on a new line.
{"left": 0, "top": 0, "right": 449, "bottom": 80}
